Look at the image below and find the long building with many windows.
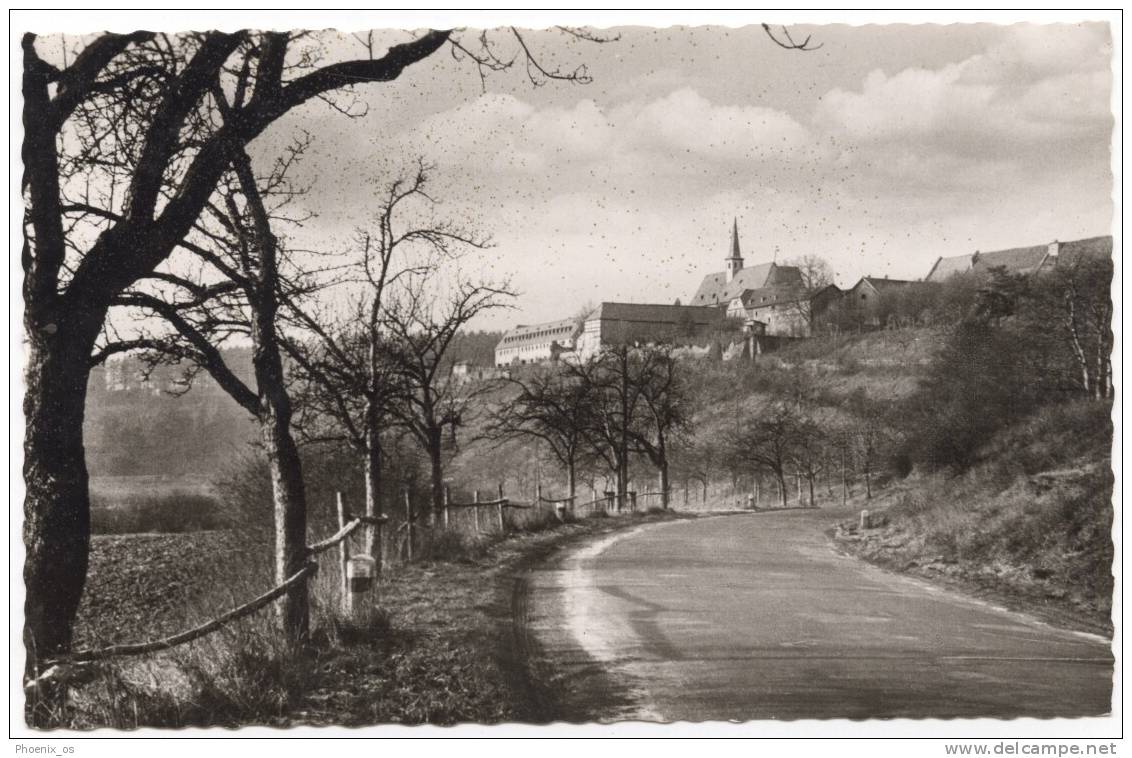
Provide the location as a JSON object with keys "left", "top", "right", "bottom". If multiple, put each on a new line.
{"left": 493, "top": 318, "right": 580, "bottom": 367}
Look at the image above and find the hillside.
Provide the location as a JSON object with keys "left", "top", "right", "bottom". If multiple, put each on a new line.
{"left": 682, "top": 326, "right": 1113, "bottom": 633}
{"left": 836, "top": 399, "right": 1113, "bottom": 633}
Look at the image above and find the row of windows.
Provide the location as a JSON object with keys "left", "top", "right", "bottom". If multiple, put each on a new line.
{"left": 500, "top": 326, "right": 573, "bottom": 344}
{"left": 496, "top": 342, "right": 561, "bottom": 355}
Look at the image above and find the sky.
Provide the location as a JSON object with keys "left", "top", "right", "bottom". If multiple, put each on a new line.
{"left": 252, "top": 22, "right": 1113, "bottom": 331}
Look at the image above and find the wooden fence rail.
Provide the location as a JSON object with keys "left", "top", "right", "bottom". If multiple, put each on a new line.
{"left": 35, "top": 506, "right": 390, "bottom": 677}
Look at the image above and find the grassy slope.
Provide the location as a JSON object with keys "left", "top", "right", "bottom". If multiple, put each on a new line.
{"left": 834, "top": 400, "right": 1114, "bottom": 635}
{"left": 687, "top": 327, "right": 1114, "bottom": 634}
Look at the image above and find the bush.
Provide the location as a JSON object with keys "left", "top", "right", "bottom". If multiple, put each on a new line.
{"left": 423, "top": 529, "right": 492, "bottom": 563}
{"left": 90, "top": 490, "right": 228, "bottom": 534}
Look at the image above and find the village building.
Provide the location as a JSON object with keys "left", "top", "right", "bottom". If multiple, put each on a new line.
{"left": 845, "top": 276, "right": 916, "bottom": 306}
{"left": 493, "top": 318, "right": 579, "bottom": 367}
{"left": 690, "top": 219, "right": 803, "bottom": 307}
{"left": 924, "top": 236, "right": 1112, "bottom": 282}
{"left": 725, "top": 287, "right": 809, "bottom": 337}
{"left": 724, "top": 283, "right": 843, "bottom": 339}
{"left": 451, "top": 360, "right": 506, "bottom": 383}
{"left": 573, "top": 302, "right": 723, "bottom": 360}
{"left": 839, "top": 276, "right": 918, "bottom": 328}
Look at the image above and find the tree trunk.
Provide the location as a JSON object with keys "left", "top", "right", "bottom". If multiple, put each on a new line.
{"left": 253, "top": 328, "right": 309, "bottom": 647}
{"left": 566, "top": 460, "right": 577, "bottom": 515}
{"left": 841, "top": 448, "right": 849, "bottom": 505}
{"left": 261, "top": 415, "right": 308, "bottom": 644}
{"left": 658, "top": 461, "right": 670, "bottom": 509}
{"left": 427, "top": 429, "right": 444, "bottom": 525}
{"left": 617, "top": 455, "right": 628, "bottom": 512}
{"left": 363, "top": 403, "right": 383, "bottom": 571}
{"left": 1064, "top": 291, "right": 1093, "bottom": 396}
{"left": 864, "top": 464, "right": 872, "bottom": 500}
{"left": 808, "top": 474, "right": 816, "bottom": 508}
{"left": 776, "top": 471, "right": 788, "bottom": 509}
{"left": 23, "top": 329, "right": 96, "bottom": 679}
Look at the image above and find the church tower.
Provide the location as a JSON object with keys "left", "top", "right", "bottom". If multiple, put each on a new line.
{"left": 725, "top": 218, "right": 744, "bottom": 281}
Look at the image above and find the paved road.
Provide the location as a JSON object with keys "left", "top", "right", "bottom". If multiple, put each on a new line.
{"left": 523, "top": 510, "right": 1113, "bottom": 721}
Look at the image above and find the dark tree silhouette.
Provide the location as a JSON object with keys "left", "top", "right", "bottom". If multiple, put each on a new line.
{"left": 20, "top": 27, "right": 606, "bottom": 679}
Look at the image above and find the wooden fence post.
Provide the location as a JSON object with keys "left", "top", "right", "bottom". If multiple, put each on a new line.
{"left": 473, "top": 490, "right": 481, "bottom": 534}
{"left": 443, "top": 485, "right": 450, "bottom": 530}
{"left": 404, "top": 489, "right": 413, "bottom": 562}
{"left": 497, "top": 482, "right": 505, "bottom": 532}
{"left": 336, "top": 492, "right": 349, "bottom": 608}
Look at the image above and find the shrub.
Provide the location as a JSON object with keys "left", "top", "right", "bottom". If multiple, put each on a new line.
{"left": 90, "top": 490, "right": 228, "bottom": 534}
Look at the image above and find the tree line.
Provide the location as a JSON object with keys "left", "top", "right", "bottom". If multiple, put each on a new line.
{"left": 484, "top": 343, "right": 690, "bottom": 510}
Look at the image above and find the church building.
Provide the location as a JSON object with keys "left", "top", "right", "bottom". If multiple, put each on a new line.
{"left": 690, "top": 219, "right": 804, "bottom": 307}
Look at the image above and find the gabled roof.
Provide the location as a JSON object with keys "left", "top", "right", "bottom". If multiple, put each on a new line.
{"left": 589, "top": 302, "right": 723, "bottom": 325}
{"left": 925, "top": 254, "right": 972, "bottom": 282}
{"left": 691, "top": 262, "right": 803, "bottom": 306}
{"left": 973, "top": 245, "right": 1047, "bottom": 275}
{"left": 851, "top": 277, "right": 919, "bottom": 298}
{"left": 854, "top": 276, "right": 916, "bottom": 293}
{"left": 731, "top": 287, "right": 808, "bottom": 309}
{"left": 924, "top": 235, "right": 1112, "bottom": 282}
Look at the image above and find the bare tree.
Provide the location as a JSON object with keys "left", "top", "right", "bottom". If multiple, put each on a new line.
{"left": 845, "top": 390, "right": 887, "bottom": 500}
{"left": 483, "top": 368, "right": 595, "bottom": 505}
{"left": 565, "top": 345, "right": 648, "bottom": 511}
{"left": 383, "top": 276, "right": 515, "bottom": 523}
{"left": 1043, "top": 257, "right": 1114, "bottom": 400}
{"left": 284, "top": 161, "right": 483, "bottom": 568}
{"left": 629, "top": 345, "right": 692, "bottom": 509}
{"left": 788, "top": 415, "right": 825, "bottom": 508}
{"left": 784, "top": 255, "right": 836, "bottom": 335}
{"left": 724, "top": 403, "right": 803, "bottom": 509}
{"left": 670, "top": 437, "right": 720, "bottom": 505}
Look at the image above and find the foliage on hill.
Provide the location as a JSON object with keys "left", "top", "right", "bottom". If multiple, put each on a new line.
{"left": 833, "top": 258, "right": 1114, "bottom": 630}
{"left": 841, "top": 400, "right": 1113, "bottom": 632}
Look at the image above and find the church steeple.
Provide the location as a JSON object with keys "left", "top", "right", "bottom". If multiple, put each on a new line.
{"left": 726, "top": 217, "right": 744, "bottom": 281}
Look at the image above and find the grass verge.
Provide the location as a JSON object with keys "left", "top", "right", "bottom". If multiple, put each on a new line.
{"left": 831, "top": 473, "right": 1113, "bottom": 638}
{"left": 38, "top": 508, "right": 689, "bottom": 729}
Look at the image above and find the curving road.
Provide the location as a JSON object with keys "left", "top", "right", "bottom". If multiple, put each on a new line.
{"left": 522, "top": 509, "right": 1114, "bottom": 721}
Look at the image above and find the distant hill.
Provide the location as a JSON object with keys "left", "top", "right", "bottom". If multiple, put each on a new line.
{"left": 86, "top": 348, "right": 258, "bottom": 477}
{"left": 84, "top": 334, "right": 504, "bottom": 478}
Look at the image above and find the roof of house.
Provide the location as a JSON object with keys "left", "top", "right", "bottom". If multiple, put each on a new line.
{"left": 925, "top": 254, "right": 973, "bottom": 282}
{"left": 973, "top": 245, "right": 1048, "bottom": 275}
{"left": 496, "top": 318, "right": 579, "bottom": 350}
{"left": 731, "top": 287, "right": 809, "bottom": 309}
{"left": 588, "top": 302, "right": 724, "bottom": 325}
{"left": 925, "top": 235, "right": 1112, "bottom": 282}
{"left": 852, "top": 276, "right": 916, "bottom": 294}
{"left": 691, "top": 262, "right": 803, "bottom": 306}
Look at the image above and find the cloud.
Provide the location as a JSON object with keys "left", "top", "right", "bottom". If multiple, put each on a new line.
{"left": 814, "top": 24, "right": 1112, "bottom": 160}
{"left": 394, "top": 87, "right": 817, "bottom": 183}
{"left": 616, "top": 88, "right": 811, "bottom": 162}
{"left": 256, "top": 23, "right": 1112, "bottom": 331}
